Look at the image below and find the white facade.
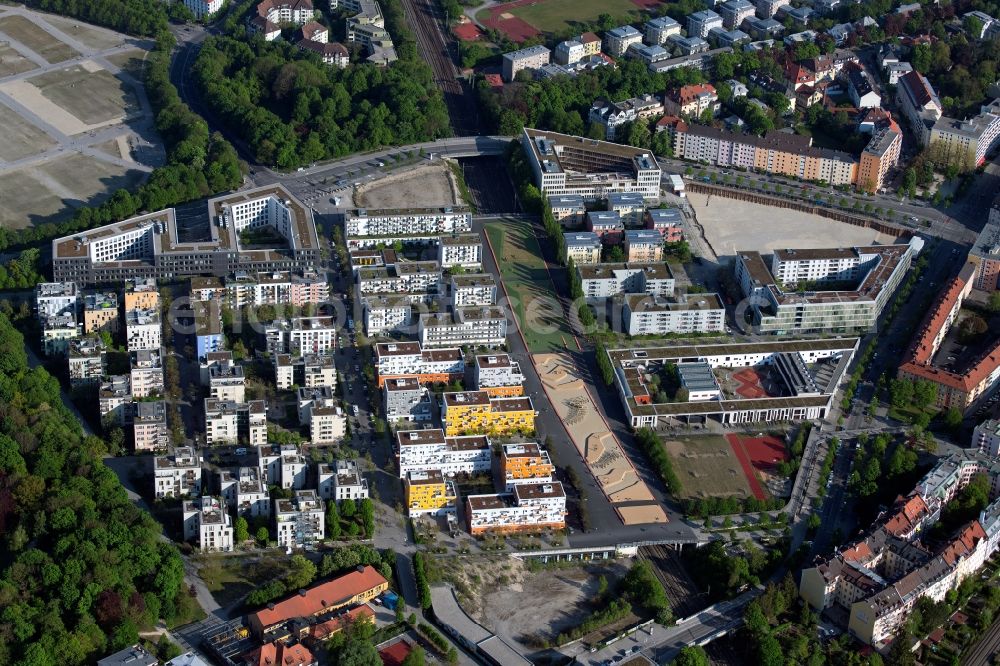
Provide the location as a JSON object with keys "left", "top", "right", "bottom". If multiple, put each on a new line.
{"left": 450, "top": 274, "right": 497, "bottom": 307}
{"left": 564, "top": 232, "right": 602, "bottom": 265}
{"left": 604, "top": 25, "right": 642, "bottom": 57}
{"left": 363, "top": 297, "right": 413, "bottom": 336}
{"left": 126, "top": 309, "right": 161, "bottom": 352}
{"left": 182, "top": 496, "right": 234, "bottom": 552}
{"left": 35, "top": 282, "right": 78, "bottom": 318}
{"left": 318, "top": 460, "right": 370, "bottom": 501}
{"left": 396, "top": 429, "right": 492, "bottom": 478}
{"left": 204, "top": 399, "right": 267, "bottom": 446}
{"left": 474, "top": 353, "right": 525, "bottom": 389}
{"left": 623, "top": 293, "right": 727, "bottom": 336}
{"left": 419, "top": 307, "right": 507, "bottom": 348}
{"left": 154, "top": 447, "right": 202, "bottom": 498}
{"left": 345, "top": 208, "right": 472, "bottom": 237}
{"left": 975, "top": 420, "right": 1000, "bottom": 458}
{"left": 183, "top": 0, "right": 224, "bottom": 18}
{"left": 275, "top": 490, "right": 325, "bottom": 548}
{"left": 501, "top": 45, "right": 551, "bottom": 82}
{"left": 466, "top": 482, "right": 567, "bottom": 534}
{"left": 130, "top": 348, "right": 165, "bottom": 398}
{"left": 645, "top": 16, "right": 681, "bottom": 44}
{"left": 578, "top": 263, "right": 675, "bottom": 300}
{"left": 438, "top": 234, "right": 483, "bottom": 268}
{"left": 374, "top": 342, "right": 464, "bottom": 380}
{"left": 219, "top": 467, "right": 270, "bottom": 519}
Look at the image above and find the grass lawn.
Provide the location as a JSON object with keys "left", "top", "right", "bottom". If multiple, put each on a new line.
{"left": 194, "top": 553, "right": 291, "bottom": 609}
{"left": 661, "top": 434, "right": 754, "bottom": 501}
{"left": 485, "top": 219, "right": 573, "bottom": 353}
{"left": 504, "top": 0, "right": 645, "bottom": 34}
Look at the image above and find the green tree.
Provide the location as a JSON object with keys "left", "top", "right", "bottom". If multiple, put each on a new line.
{"left": 256, "top": 526, "right": 269, "bottom": 545}
{"left": 327, "top": 500, "right": 342, "bottom": 540}
{"left": 338, "top": 637, "right": 382, "bottom": 666}
{"left": 286, "top": 554, "right": 317, "bottom": 590}
{"left": 988, "top": 291, "right": 1000, "bottom": 313}
{"left": 341, "top": 497, "right": 357, "bottom": 519}
{"left": 674, "top": 646, "right": 709, "bottom": 666}
{"left": 401, "top": 646, "right": 426, "bottom": 666}
{"left": 234, "top": 516, "right": 249, "bottom": 543}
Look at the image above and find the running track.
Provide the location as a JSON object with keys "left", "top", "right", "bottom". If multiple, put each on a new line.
{"left": 725, "top": 434, "right": 767, "bottom": 500}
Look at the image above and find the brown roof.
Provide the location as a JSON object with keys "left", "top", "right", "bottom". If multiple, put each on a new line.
{"left": 308, "top": 605, "right": 375, "bottom": 642}
{"left": 899, "top": 70, "right": 934, "bottom": 107}
{"left": 580, "top": 31, "right": 600, "bottom": 43}
{"left": 250, "top": 566, "right": 386, "bottom": 630}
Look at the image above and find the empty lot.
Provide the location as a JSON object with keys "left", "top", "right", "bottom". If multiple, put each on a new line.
{"left": 355, "top": 162, "right": 458, "bottom": 209}
{"left": 688, "top": 192, "right": 899, "bottom": 257}
{"left": 0, "top": 112, "right": 55, "bottom": 161}
{"left": 32, "top": 65, "right": 138, "bottom": 126}
{"left": 663, "top": 434, "right": 754, "bottom": 501}
{"left": 0, "top": 15, "right": 78, "bottom": 63}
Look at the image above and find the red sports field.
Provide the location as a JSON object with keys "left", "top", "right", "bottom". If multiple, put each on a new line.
{"left": 725, "top": 434, "right": 789, "bottom": 501}
{"left": 453, "top": 21, "right": 483, "bottom": 41}
{"left": 733, "top": 367, "right": 767, "bottom": 399}
{"left": 479, "top": 0, "right": 542, "bottom": 42}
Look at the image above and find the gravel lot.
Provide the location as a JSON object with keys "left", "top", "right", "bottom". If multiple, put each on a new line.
{"left": 355, "top": 162, "right": 459, "bottom": 209}
{"left": 688, "top": 192, "right": 899, "bottom": 258}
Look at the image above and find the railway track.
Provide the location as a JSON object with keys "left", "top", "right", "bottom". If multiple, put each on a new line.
{"left": 638, "top": 545, "right": 709, "bottom": 618}
{"left": 963, "top": 618, "right": 1000, "bottom": 665}
{"left": 397, "top": 0, "right": 481, "bottom": 135}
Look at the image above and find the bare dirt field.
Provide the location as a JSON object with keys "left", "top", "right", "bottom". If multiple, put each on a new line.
{"left": 0, "top": 6, "right": 160, "bottom": 229}
{"left": 0, "top": 15, "right": 79, "bottom": 63}
{"left": 688, "top": 192, "right": 899, "bottom": 258}
{"left": 40, "top": 13, "right": 129, "bottom": 50}
{"left": 663, "top": 434, "right": 753, "bottom": 501}
{"left": 31, "top": 65, "right": 138, "bottom": 127}
{"left": 0, "top": 154, "right": 145, "bottom": 227}
{"left": 355, "top": 162, "right": 459, "bottom": 209}
{"left": 448, "top": 553, "right": 629, "bottom": 649}
{"left": 0, "top": 42, "right": 36, "bottom": 77}
{"left": 0, "top": 112, "right": 56, "bottom": 161}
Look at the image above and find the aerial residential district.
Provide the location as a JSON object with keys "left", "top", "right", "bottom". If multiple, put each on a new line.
{"left": 8, "top": 1, "right": 1000, "bottom": 666}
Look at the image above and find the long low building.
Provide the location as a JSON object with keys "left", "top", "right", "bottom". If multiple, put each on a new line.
{"left": 608, "top": 338, "right": 858, "bottom": 426}
{"left": 344, "top": 207, "right": 472, "bottom": 237}
{"left": 735, "top": 240, "right": 920, "bottom": 334}
{"left": 248, "top": 565, "right": 388, "bottom": 637}
{"left": 466, "top": 482, "right": 567, "bottom": 535}
{"left": 521, "top": 128, "right": 661, "bottom": 202}
{"left": 52, "top": 185, "right": 320, "bottom": 285}
{"left": 622, "top": 292, "right": 726, "bottom": 336}
{"left": 374, "top": 341, "right": 464, "bottom": 386}
{"left": 419, "top": 306, "right": 508, "bottom": 348}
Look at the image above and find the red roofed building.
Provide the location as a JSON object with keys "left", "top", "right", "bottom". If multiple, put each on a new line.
{"left": 248, "top": 566, "right": 388, "bottom": 637}
{"left": 307, "top": 604, "right": 375, "bottom": 642}
{"left": 898, "top": 262, "right": 1000, "bottom": 410}
{"left": 881, "top": 494, "right": 930, "bottom": 540}
{"left": 378, "top": 638, "right": 414, "bottom": 666}
{"left": 484, "top": 73, "right": 503, "bottom": 88}
{"left": 664, "top": 83, "right": 719, "bottom": 118}
{"left": 243, "top": 641, "right": 317, "bottom": 666}
{"left": 577, "top": 32, "right": 602, "bottom": 57}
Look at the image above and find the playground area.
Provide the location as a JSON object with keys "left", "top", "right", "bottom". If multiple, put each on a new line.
{"left": 662, "top": 435, "right": 756, "bottom": 502}
{"left": 476, "top": 0, "right": 655, "bottom": 41}
{"left": 534, "top": 352, "right": 667, "bottom": 525}
{"left": 715, "top": 365, "right": 784, "bottom": 401}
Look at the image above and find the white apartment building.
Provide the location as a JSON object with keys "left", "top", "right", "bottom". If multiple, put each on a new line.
{"left": 154, "top": 447, "right": 202, "bottom": 498}
{"left": 395, "top": 429, "right": 492, "bottom": 478}
{"left": 419, "top": 306, "right": 508, "bottom": 348}
{"left": 297, "top": 386, "right": 338, "bottom": 425}
{"left": 357, "top": 262, "right": 441, "bottom": 296}
{"left": 204, "top": 399, "right": 267, "bottom": 446}
{"left": 688, "top": 10, "right": 724, "bottom": 37}
{"left": 604, "top": 25, "right": 642, "bottom": 57}
{"left": 99, "top": 375, "right": 132, "bottom": 426}
{"left": 272, "top": 353, "right": 337, "bottom": 390}
{"left": 384, "top": 377, "right": 434, "bottom": 422}
{"left": 345, "top": 208, "right": 472, "bottom": 237}
{"left": 130, "top": 348, "right": 165, "bottom": 398}
{"left": 318, "top": 460, "right": 370, "bottom": 501}
{"left": 624, "top": 230, "right": 665, "bottom": 263}
{"left": 219, "top": 466, "right": 270, "bottom": 519}
{"left": 223, "top": 270, "right": 330, "bottom": 308}
{"left": 578, "top": 262, "right": 675, "bottom": 300}
{"left": 209, "top": 362, "right": 246, "bottom": 402}
{"left": 450, "top": 273, "right": 497, "bottom": 307}
{"left": 182, "top": 496, "right": 234, "bottom": 552}
{"left": 975, "top": 419, "right": 1000, "bottom": 458}
{"left": 553, "top": 40, "right": 585, "bottom": 66}
{"left": 68, "top": 338, "right": 106, "bottom": 386}
{"left": 754, "top": 0, "right": 790, "bottom": 17}
{"left": 645, "top": 16, "right": 681, "bottom": 44}
{"left": 258, "top": 444, "right": 309, "bottom": 490}
{"left": 35, "top": 282, "right": 78, "bottom": 318}
{"left": 310, "top": 402, "right": 347, "bottom": 444}
{"left": 134, "top": 400, "right": 169, "bottom": 452}
{"left": 374, "top": 342, "right": 464, "bottom": 383}
{"left": 564, "top": 232, "right": 602, "bottom": 265}
{"left": 466, "top": 482, "right": 567, "bottom": 535}
{"left": 930, "top": 99, "right": 1000, "bottom": 170}
{"left": 623, "top": 293, "right": 727, "bottom": 336}
{"left": 474, "top": 353, "right": 525, "bottom": 390}
{"left": 363, "top": 296, "right": 413, "bottom": 336}
{"left": 264, "top": 317, "right": 338, "bottom": 355}
{"left": 438, "top": 233, "right": 483, "bottom": 268}
{"left": 275, "top": 489, "right": 325, "bottom": 548}
{"left": 501, "top": 44, "right": 551, "bottom": 82}
{"left": 183, "top": 0, "right": 224, "bottom": 18}
{"left": 126, "top": 309, "right": 161, "bottom": 352}
{"left": 719, "top": 0, "right": 755, "bottom": 28}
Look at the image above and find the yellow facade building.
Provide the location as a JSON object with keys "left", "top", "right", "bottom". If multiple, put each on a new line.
{"left": 441, "top": 391, "right": 535, "bottom": 437}
{"left": 404, "top": 469, "right": 457, "bottom": 516}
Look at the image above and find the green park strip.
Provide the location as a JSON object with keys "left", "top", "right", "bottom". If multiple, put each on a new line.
{"left": 485, "top": 219, "right": 575, "bottom": 353}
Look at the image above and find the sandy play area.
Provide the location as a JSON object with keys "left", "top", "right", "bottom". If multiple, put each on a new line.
{"left": 534, "top": 353, "right": 667, "bottom": 525}
{"left": 355, "top": 162, "right": 461, "bottom": 209}
{"left": 687, "top": 192, "right": 899, "bottom": 258}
